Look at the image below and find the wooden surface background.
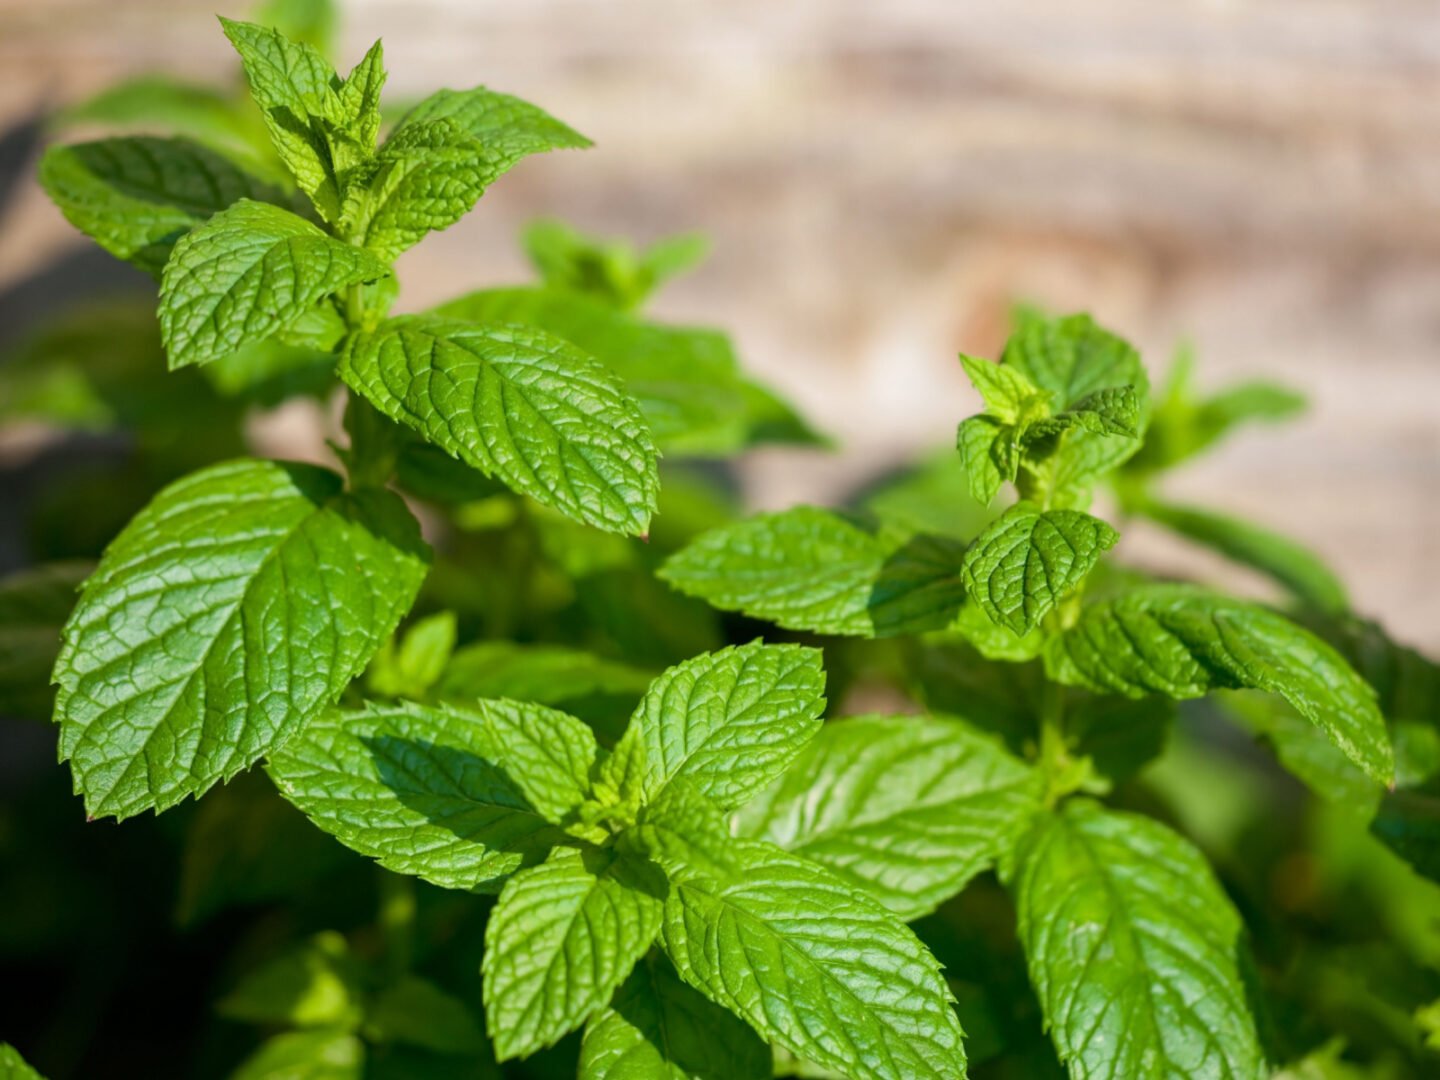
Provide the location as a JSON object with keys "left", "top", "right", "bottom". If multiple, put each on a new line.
{"left": 1, "top": 0, "right": 1437, "bottom": 647}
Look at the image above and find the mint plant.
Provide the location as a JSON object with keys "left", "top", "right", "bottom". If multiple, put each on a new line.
{"left": 663, "top": 308, "right": 1440, "bottom": 1078}
{"left": 5, "top": 4, "right": 1438, "bottom": 1079}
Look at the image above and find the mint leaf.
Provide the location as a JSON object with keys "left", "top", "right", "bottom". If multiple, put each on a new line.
{"left": 366, "top": 611, "right": 457, "bottom": 699}
{"left": 579, "top": 952, "right": 770, "bottom": 1080}
{"left": 351, "top": 108, "right": 584, "bottom": 261}
{"left": 1004, "top": 310, "right": 1147, "bottom": 411}
{"left": 57, "top": 77, "right": 268, "bottom": 163}
{"left": 220, "top": 17, "right": 352, "bottom": 219}
{"left": 231, "top": 1030, "right": 364, "bottom": 1080}
{"left": 603, "top": 642, "right": 827, "bottom": 810}
{"left": 268, "top": 697, "right": 595, "bottom": 890}
{"left": 364, "top": 975, "right": 486, "bottom": 1055}
{"left": 39, "top": 137, "right": 288, "bottom": 275}
{"left": 1044, "top": 584, "right": 1392, "bottom": 782}
{"left": 521, "top": 219, "right": 706, "bottom": 311}
{"left": 959, "top": 353, "right": 1049, "bottom": 423}
{"left": 659, "top": 507, "right": 966, "bottom": 637}
{"left": 956, "top": 415, "right": 1015, "bottom": 506}
{"left": 960, "top": 502, "right": 1118, "bottom": 635}
{"left": 650, "top": 834, "right": 967, "bottom": 1080}
{"left": 339, "top": 316, "right": 659, "bottom": 536}
{"left": 1141, "top": 500, "right": 1348, "bottom": 614}
{"left": 217, "top": 931, "right": 364, "bottom": 1030}
{"left": 393, "top": 86, "right": 590, "bottom": 163}
{"left": 0, "top": 1044, "right": 44, "bottom": 1080}
{"left": 254, "top": 0, "right": 338, "bottom": 56}
{"left": 0, "top": 561, "right": 89, "bottom": 721}
{"left": 483, "top": 846, "right": 664, "bottom": 1060}
{"left": 433, "top": 287, "right": 818, "bottom": 454}
{"left": 159, "top": 200, "right": 389, "bottom": 369}
{"left": 438, "top": 642, "right": 652, "bottom": 710}
{"left": 734, "top": 714, "right": 1041, "bottom": 919}
{"left": 54, "top": 458, "right": 428, "bottom": 819}
{"left": 1009, "top": 800, "right": 1265, "bottom": 1080}
{"left": 333, "top": 39, "right": 385, "bottom": 163}
{"left": 1025, "top": 385, "right": 1140, "bottom": 440}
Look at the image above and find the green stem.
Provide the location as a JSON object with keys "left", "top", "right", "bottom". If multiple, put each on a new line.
{"left": 1037, "top": 678, "right": 1071, "bottom": 809}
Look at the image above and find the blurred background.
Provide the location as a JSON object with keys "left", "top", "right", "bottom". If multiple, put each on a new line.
{"left": 1, "top": 0, "right": 1437, "bottom": 648}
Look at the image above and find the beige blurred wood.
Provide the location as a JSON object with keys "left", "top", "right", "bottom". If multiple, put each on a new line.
{"left": 1, "top": 0, "right": 1437, "bottom": 646}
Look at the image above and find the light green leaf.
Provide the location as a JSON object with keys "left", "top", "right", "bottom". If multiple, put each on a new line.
{"left": 437, "top": 642, "right": 652, "bottom": 710}
{"left": 659, "top": 507, "right": 966, "bottom": 638}
{"left": 950, "top": 601, "right": 1047, "bottom": 662}
{"left": 483, "top": 846, "right": 665, "bottom": 1061}
{"left": 1025, "top": 385, "right": 1140, "bottom": 440}
{"left": 230, "top": 1030, "right": 364, "bottom": 1080}
{"left": 333, "top": 39, "right": 385, "bottom": 164}
{"left": 0, "top": 1044, "right": 45, "bottom": 1080}
{"left": 859, "top": 450, "right": 998, "bottom": 541}
{"left": 0, "top": 561, "right": 90, "bottom": 721}
{"left": 735, "top": 714, "right": 1041, "bottom": 919}
{"left": 960, "top": 502, "right": 1118, "bottom": 636}
{"left": 603, "top": 642, "right": 827, "bottom": 811}
{"left": 159, "top": 199, "right": 389, "bottom": 369}
{"left": 351, "top": 113, "right": 583, "bottom": 261}
{"left": 268, "top": 697, "right": 596, "bottom": 891}
{"left": 367, "top": 611, "right": 457, "bottom": 699}
{"left": 56, "top": 76, "right": 268, "bottom": 162}
{"left": 394, "top": 86, "right": 590, "bottom": 165}
{"left": 956, "top": 414, "right": 1013, "bottom": 506}
{"left": 1003, "top": 309, "right": 1147, "bottom": 411}
{"left": 364, "top": 975, "right": 486, "bottom": 1055}
{"left": 1008, "top": 800, "right": 1265, "bottom": 1080}
{"left": 959, "top": 354, "right": 1049, "bottom": 424}
{"left": 254, "top": 0, "right": 338, "bottom": 57}
{"left": 339, "top": 316, "right": 659, "bottom": 536}
{"left": 217, "top": 931, "right": 364, "bottom": 1030}
{"left": 39, "top": 137, "right": 289, "bottom": 275}
{"left": 1044, "top": 584, "right": 1392, "bottom": 782}
{"left": 54, "top": 458, "right": 428, "bottom": 820}
{"left": 579, "top": 952, "right": 770, "bottom": 1080}
{"left": 433, "top": 287, "right": 818, "bottom": 454}
{"left": 1141, "top": 500, "right": 1347, "bottom": 614}
{"left": 648, "top": 831, "right": 967, "bottom": 1080}
{"left": 220, "top": 17, "right": 349, "bottom": 219}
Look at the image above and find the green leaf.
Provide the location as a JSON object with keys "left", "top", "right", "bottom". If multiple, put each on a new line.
{"left": 267, "top": 698, "right": 595, "bottom": 891}
{"left": 220, "top": 17, "right": 351, "bottom": 219}
{"left": 367, "top": 611, "right": 457, "bottom": 699}
{"left": 1371, "top": 791, "right": 1440, "bottom": 884}
{"left": 217, "top": 931, "right": 364, "bottom": 1030}
{"left": 1044, "top": 585, "right": 1392, "bottom": 783}
{"left": 39, "top": 137, "right": 289, "bottom": 275}
{"left": 394, "top": 87, "right": 590, "bottom": 170}
{"left": 956, "top": 415, "right": 1014, "bottom": 506}
{"left": 483, "top": 846, "right": 665, "bottom": 1060}
{"left": 1024, "top": 386, "right": 1140, "bottom": 440}
{"left": 364, "top": 975, "right": 487, "bottom": 1055}
{"left": 254, "top": 0, "right": 338, "bottom": 57}
{"left": 579, "top": 952, "right": 770, "bottom": 1080}
{"left": 647, "top": 829, "right": 967, "bottom": 1080}
{"left": 54, "top": 458, "right": 428, "bottom": 820}
{"left": 437, "top": 642, "right": 652, "bottom": 711}
{"left": 734, "top": 714, "right": 1041, "bottom": 919}
{"left": 0, "top": 1044, "right": 45, "bottom": 1080}
{"left": 433, "top": 287, "right": 818, "bottom": 454}
{"left": 603, "top": 642, "right": 827, "bottom": 811}
{"left": 959, "top": 354, "right": 1049, "bottom": 424}
{"left": 960, "top": 502, "right": 1118, "bottom": 636}
{"left": 659, "top": 508, "right": 966, "bottom": 638}
{"left": 159, "top": 200, "right": 390, "bottom": 370}
{"left": 339, "top": 316, "right": 659, "bottom": 536}
{"left": 1141, "top": 500, "right": 1348, "bottom": 614}
{"left": 521, "top": 220, "right": 709, "bottom": 311}
{"left": 1003, "top": 310, "right": 1147, "bottom": 412}
{"left": 56, "top": 76, "right": 268, "bottom": 161}
{"left": 230, "top": 1030, "right": 364, "bottom": 1080}
{"left": 1008, "top": 800, "right": 1265, "bottom": 1080}
{"left": 351, "top": 113, "right": 584, "bottom": 261}
{"left": 0, "top": 562, "right": 89, "bottom": 721}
